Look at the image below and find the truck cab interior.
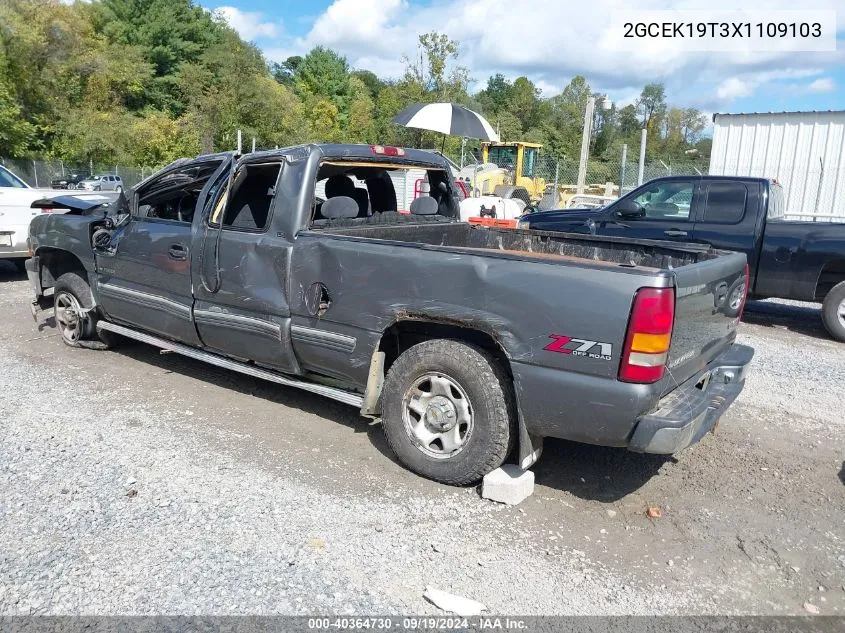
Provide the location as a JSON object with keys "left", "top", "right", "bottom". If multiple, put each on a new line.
{"left": 136, "top": 161, "right": 224, "bottom": 223}
{"left": 311, "top": 162, "right": 458, "bottom": 227}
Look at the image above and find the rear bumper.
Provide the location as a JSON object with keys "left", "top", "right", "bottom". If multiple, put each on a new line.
{"left": 628, "top": 343, "right": 754, "bottom": 454}
{"left": 0, "top": 226, "right": 29, "bottom": 259}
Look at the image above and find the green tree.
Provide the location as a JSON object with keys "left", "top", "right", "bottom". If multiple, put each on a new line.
{"left": 510, "top": 77, "right": 541, "bottom": 130}
{"left": 477, "top": 73, "right": 513, "bottom": 113}
{"left": 543, "top": 76, "right": 592, "bottom": 158}
{"left": 402, "top": 31, "right": 469, "bottom": 102}
{"left": 346, "top": 76, "right": 375, "bottom": 143}
{"left": 351, "top": 70, "right": 384, "bottom": 99}
{"left": 295, "top": 47, "right": 350, "bottom": 108}
{"left": 617, "top": 104, "right": 640, "bottom": 136}
{"left": 93, "top": 0, "right": 225, "bottom": 112}
{"left": 270, "top": 56, "right": 302, "bottom": 86}
{"left": 307, "top": 98, "right": 341, "bottom": 142}
{"left": 0, "top": 78, "right": 36, "bottom": 156}
{"left": 636, "top": 82, "right": 666, "bottom": 129}
{"left": 681, "top": 107, "right": 707, "bottom": 144}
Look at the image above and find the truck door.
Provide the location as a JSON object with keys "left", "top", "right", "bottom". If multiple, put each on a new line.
{"left": 691, "top": 180, "right": 761, "bottom": 277}
{"left": 596, "top": 179, "right": 699, "bottom": 242}
{"left": 95, "top": 160, "right": 225, "bottom": 344}
{"left": 190, "top": 158, "right": 299, "bottom": 374}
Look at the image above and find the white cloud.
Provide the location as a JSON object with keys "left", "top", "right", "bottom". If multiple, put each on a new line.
{"left": 270, "top": 0, "right": 844, "bottom": 110}
{"left": 807, "top": 77, "right": 835, "bottom": 93}
{"left": 717, "top": 77, "right": 754, "bottom": 100}
{"left": 215, "top": 6, "right": 279, "bottom": 41}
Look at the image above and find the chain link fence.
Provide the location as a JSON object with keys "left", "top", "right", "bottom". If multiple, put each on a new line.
{"left": 0, "top": 158, "right": 149, "bottom": 189}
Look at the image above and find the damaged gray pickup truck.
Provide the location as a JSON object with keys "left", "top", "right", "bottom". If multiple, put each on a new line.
{"left": 26, "top": 144, "right": 753, "bottom": 485}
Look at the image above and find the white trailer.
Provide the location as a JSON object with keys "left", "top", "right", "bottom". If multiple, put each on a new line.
{"left": 710, "top": 110, "right": 845, "bottom": 222}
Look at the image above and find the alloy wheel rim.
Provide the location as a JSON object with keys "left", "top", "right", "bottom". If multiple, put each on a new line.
{"left": 402, "top": 372, "right": 474, "bottom": 459}
{"left": 729, "top": 284, "right": 745, "bottom": 311}
{"left": 55, "top": 292, "right": 83, "bottom": 344}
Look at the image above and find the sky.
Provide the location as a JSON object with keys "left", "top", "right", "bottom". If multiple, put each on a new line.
{"left": 202, "top": 0, "right": 844, "bottom": 123}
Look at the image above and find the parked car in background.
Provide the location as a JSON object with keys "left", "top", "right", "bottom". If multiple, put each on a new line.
{"left": 78, "top": 174, "right": 123, "bottom": 192}
{"left": 1, "top": 164, "right": 111, "bottom": 271}
{"left": 519, "top": 176, "right": 845, "bottom": 341}
{"left": 25, "top": 144, "right": 752, "bottom": 484}
{"left": 51, "top": 172, "right": 91, "bottom": 190}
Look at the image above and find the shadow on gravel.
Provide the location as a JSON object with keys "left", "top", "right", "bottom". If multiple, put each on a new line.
{"left": 0, "top": 260, "right": 26, "bottom": 281}
{"left": 742, "top": 300, "right": 831, "bottom": 341}
{"left": 112, "top": 338, "right": 397, "bottom": 461}
{"left": 839, "top": 462, "right": 845, "bottom": 486}
{"left": 532, "top": 438, "right": 673, "bottom": 501}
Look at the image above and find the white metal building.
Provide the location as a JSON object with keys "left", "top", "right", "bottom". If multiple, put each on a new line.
{"left": 709, "top": 110, "right": 845, "bottom": 221}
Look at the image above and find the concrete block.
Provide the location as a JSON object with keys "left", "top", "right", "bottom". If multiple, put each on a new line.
{"left": 481, "top": 464, "right": 534, "bottom": 505}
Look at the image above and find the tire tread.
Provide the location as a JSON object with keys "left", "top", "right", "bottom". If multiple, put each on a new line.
{"left": 381, "top": 339, "right": 515, "bottom": 485}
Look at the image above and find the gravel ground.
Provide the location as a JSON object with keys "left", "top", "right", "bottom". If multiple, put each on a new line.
{"left": 0, "top": 262, "right": 843, "bottom": 615}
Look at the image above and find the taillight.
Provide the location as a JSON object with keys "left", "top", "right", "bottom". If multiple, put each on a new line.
{"left": 619, "top": 287, "right": 675, "bottom": 384}
{"left": 455, "top": 180, "right": 468, "bottom": 199}
{"left": 370, "top": 145, "right": 405, "bottom": 157}
{"left": 737, "top": 264, "right": 750, "bottom": 321}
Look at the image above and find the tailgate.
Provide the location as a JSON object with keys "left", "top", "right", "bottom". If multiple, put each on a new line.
{"left": 663, "top": 250, "right": 747, "bottom": 393}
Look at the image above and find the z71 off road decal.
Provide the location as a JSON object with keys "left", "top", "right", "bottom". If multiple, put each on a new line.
{"left": 544, "top": 335, "right": 613, "bottom": 361}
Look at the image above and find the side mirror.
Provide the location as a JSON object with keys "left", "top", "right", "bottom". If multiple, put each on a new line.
{"left": 614, "top": 199, "right": 645, "bottom": 219}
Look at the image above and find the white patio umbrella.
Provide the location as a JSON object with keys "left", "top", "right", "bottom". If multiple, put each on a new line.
{"left": 390, "top": 103, "right": 500, "bottom": 149}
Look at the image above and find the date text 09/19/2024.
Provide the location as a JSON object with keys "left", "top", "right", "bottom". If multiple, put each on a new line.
{"left": 308, "top": 617, "right": 528, "bottom": 630}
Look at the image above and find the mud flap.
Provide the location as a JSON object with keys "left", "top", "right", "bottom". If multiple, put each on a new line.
{"left": 517, "top": 406, "right": 543, "bottom": 469}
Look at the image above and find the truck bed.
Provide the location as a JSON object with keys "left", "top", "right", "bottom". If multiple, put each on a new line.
{"left": 320, "top": 222, "right": 720, "bottom": 273}
{"left": 314, "top": 220, "right": 746, "bottom": 398}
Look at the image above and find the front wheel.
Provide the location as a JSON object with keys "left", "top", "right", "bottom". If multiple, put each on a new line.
{"left": 381, "top": 339, "right": 515, "bottom": 485}
{"left": 53, "top": 272, "right": 117, "bottom": 349}
{"left": 821, "top": 281, "right": 845, "bottom": 342}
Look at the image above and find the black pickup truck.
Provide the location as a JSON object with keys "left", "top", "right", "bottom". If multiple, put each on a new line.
{"left": 521, "top": 176, "right": 845, "bottom": 341}
{"left": 25, "top": 145, "right": 752, "bottom": 485}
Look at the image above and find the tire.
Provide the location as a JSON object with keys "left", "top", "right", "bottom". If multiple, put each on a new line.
{"left": 538, "top": 190, "right": 558, "bottom": 211}
{"left": 724, "top": 277, "right": 747, "bottom": 318}
{"left": 53, "top": 272, "right": 117, "bottom": 349}
{"left": 493, "top": 185, "right": 531, "bottom": 207}
{"left": 381, "top": 339, "right": 515, "bottom": 485}
{"left": 13, "top": 258, "right": 27, "bottom": 273}
{"left": 821, "top": 280, "right": 845, "bottom": 342}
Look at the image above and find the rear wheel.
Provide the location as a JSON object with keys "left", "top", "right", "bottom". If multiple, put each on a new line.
{"left": 821, "top": 281, "right": 845, "bottom": 342}
{"left": 381, "top": 339, "right": 514, "bottom": 485}
{"left": 724, "top": 277, "right": 747, "bottom": 318}
{"left": 493, "top": 185, "right": 531, "bottom": 207}
{"left": 53, "top": 272, "right": 117, "bottom": 349}
{"left": 13, "top": 258, "right": 27, "bottom": 273}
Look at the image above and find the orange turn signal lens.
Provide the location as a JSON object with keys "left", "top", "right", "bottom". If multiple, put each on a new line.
{"left": 630, "top": 332, "right": 671, "bottom": 354}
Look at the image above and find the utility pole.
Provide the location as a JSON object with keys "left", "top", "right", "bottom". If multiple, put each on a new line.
{"left": 576, "top": 96, "right": 596, "bottom": 195}
{"left": 637, "top": 128, "right": 647, "bottom": 185}
{"left": 619, "top": 144, "right": 627, "bottom": 198}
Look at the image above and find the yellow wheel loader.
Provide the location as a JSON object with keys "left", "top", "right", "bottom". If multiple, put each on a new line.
{"left": 465, "top": 142, "right": 546, "bottom": 205}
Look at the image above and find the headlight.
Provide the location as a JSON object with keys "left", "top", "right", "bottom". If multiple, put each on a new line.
{"left": 516, "top": 218, "right": 529, "bottom": 230}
